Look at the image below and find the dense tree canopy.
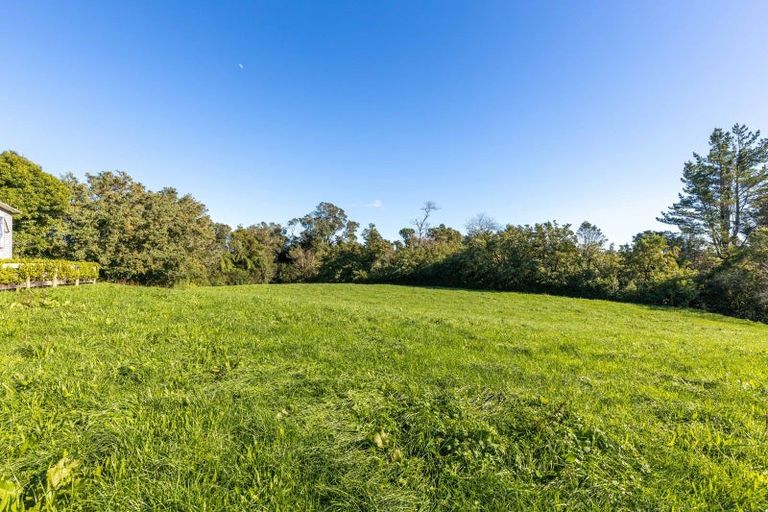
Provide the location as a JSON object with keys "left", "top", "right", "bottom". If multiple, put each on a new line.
{"left": 63, "top": 172, "right": 217, "bottom": 286}
{"left": 289, "top": 202, "right": 354, "bottom": 249}
{"left": 0, "top": 151, "right": 71, "bottom": 257}
{"left": 4, "top": 122, "right": 768, "bottom": 322}
{"left": 216, "top": 223, "right": 287, "bottom": 284}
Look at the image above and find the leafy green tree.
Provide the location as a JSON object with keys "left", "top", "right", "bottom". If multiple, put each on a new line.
{"left": 621, "top": 233, "right": 679, "bottom": 283}
{"left": 574, "top": 222, "right": 621, "bottom": 295}
{"left": 659, "top": 125, "right": 768, "bottom": 258}
{"left": 64, "top": 171, "right": 217, "bottom": 285}
{"left": 282, "top": 245, "right": 322, "bottom": 282}
{"left": 226, "top": 223, "right": 286, "bottom": 283}
{"left": 361, "top": 224, "right": 393, "bottom": 275}
{"left": 285, "top": 202, "right": 357, "bottom": 282}
{"left": 211, "top": 223, "right": 235, "bottom": 279}
{"left": 398, "top": 227, "right": 417, "bottom": 248}
{"left": 653, "top": 230, "right": 717, "bottom": 272}
{"left": 343, "top": 220, "right": 360, "bottom": 244}
{"left": 576, "top": 222, "right": 607, "bottom": 263}
{"left": 317, "top": 242, "right": 365, "bottom": 282}
{"left": 0, "top": 151, "right": 71, "bottom": 257}
{"left": 382, "top": 224, "right": 463, "bottom": 285}
{"left": 427, "top": 224, "right": 463, "bottom": 246}
{"left": 700, "top": 227, "right": 768, "bottom": 321}
{"left": 289, "top": 202, "right": 350, "bottom": 249}
{"left": 524, "top": 222, "right": 581, "bottom": 290}
{"left": 620, "top": 232, "right": 697, "bottom": 305}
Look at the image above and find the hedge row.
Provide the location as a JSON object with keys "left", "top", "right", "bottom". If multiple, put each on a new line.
{"left": 0, "top": 259, "right": 100, "bottom": 286}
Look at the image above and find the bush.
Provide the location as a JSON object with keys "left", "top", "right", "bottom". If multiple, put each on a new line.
{"left": 0, "top": 259, "right": 99, "bottom": 286}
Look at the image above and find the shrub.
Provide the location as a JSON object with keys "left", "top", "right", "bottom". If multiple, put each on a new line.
{"left": 0, "top": 259, "right": 99, "bottom": 286}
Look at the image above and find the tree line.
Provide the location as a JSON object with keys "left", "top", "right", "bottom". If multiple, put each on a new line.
{"left": 2, "top": 124, "right": 768, "bottom": 321}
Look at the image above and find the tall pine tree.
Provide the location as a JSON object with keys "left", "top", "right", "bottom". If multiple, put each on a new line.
{"left": 659, "top": 124, "right": 768, "bottom": 258}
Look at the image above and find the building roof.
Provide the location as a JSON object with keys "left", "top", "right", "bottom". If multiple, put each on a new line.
{"left": 0, "top": 201, "right": 21, "bottom": 215}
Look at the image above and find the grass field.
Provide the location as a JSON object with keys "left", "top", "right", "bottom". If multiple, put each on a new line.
{"left": 1, "top": 284, "right": 768, "bottom": 510}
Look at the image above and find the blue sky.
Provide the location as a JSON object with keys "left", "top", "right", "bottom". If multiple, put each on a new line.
{"left": 2, "top": 1, "right": 767, "bottom": 243}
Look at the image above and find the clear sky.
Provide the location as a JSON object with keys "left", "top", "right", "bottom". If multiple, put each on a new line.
{"left": 2, "top": 1, "right": 767, "bottom": 244}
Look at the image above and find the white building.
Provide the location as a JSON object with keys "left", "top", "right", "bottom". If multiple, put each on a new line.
{"left": 0, "top": 202, "right": 20, "bottom": 260}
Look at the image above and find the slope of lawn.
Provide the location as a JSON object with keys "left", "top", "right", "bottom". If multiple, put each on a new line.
{"left": 1, "top": 283, "right": 768, "bottom": 510}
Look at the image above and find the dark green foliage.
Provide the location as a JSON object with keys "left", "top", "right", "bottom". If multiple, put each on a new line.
{"left": 355, "top": 222, "right": 701, "bottom": 310}
{"left": 283, "top": 202, "right": 359, "bottom": 282}
{"left": 315, "top": 242, "right": 366, "bottom": 282}
{"left": 618, "top": 232, "right": 698, "bottom": 306}
{"left": 0, "top": 151, "right": 71, "bottom": 257}
{"left": 398, "top": 227, "right": 417, "bottom": 248}
{"left": 501, "top": 222, "right": 582, "bottom": 292}
{"left": 374, "top": 222, "right": 612, "bottom": 296}
{"left": 361, "top": 224, "right": 393, "bottom": 273}
{"left": 699, "top": 228, "right": 768, "bottom": 320}
{"left": 6, "top": 123, "right": 768, "bottom": 323}
{"left": 213, "top": 223, "right": 287, "bottom": 284}
{"left": 370, "top": 224, "right": 463, "bottom": 285}
{"left": 63, "top": 172, "right": 218, "bottom": 286}
{"left": 659, "top": 124, "right": 768, "bottom": 258}
{"left": 289, "top": 201, "right": 352, "bottom": 250}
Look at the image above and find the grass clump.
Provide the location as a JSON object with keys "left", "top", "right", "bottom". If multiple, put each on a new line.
{"left": 1, "top": 283, "right": 768, "bottom": 510}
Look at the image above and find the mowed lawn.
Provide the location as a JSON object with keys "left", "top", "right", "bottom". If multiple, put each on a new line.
{"left": 1, "top": 284, "right": 768, "bottom": 510}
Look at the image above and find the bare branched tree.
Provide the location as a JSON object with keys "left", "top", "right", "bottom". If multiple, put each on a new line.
{"left": 465, "top": 213, "right": 500, "bottom": 236}
{"left": 412, "top": 201, "right": 439, "bottom": 240}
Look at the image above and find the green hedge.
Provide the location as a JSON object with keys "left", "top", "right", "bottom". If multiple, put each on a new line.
{"left": 0, "top": 259, "right": 99, "bottom": 286}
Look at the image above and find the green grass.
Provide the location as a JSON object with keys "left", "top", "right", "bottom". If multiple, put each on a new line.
{"left": 2, "top": 284, "right": 768, "bottom": 511}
